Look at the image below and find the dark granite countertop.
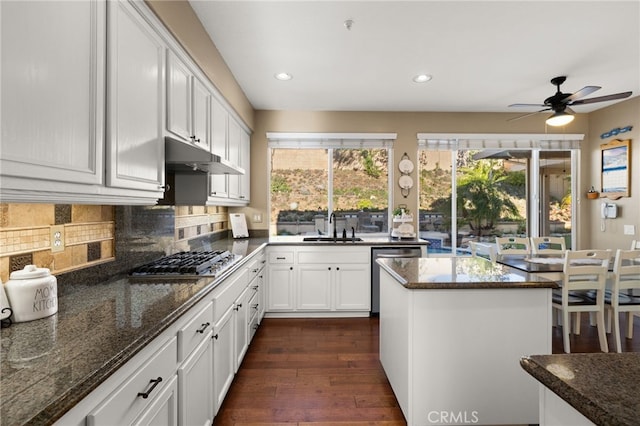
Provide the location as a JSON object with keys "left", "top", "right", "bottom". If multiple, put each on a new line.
{"left": 377, "top": 256, "right": 559, "bottom": 289}
{"left": 0, "top": 238, "right": 267, "bottom": 426}
{"left": 520, "top": 353, "right": 640, "bottom": 426}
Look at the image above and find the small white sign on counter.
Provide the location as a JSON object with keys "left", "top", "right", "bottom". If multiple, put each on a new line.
{"left": 230, "top": 213, "right": 249, "bottom": 238}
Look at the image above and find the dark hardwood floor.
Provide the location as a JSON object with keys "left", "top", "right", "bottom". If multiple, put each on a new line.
{"left": 214, "top": 314, "right": 640, "bottom": 426}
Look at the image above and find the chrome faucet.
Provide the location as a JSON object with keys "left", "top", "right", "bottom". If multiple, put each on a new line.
{"left": 329, "top": 212, "right": 337, "bottom": 239}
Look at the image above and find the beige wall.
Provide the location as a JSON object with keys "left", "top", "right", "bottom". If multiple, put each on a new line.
{"left": 243, "top": 110, "right": 591, "bottom": 232}
{"left": 583, "top": 96, "right": 640, "bottom": 250}
{"left": 145, "top": 0, "right": 255, "bottom": 130}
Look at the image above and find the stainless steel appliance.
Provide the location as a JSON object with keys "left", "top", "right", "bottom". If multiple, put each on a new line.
{"left": 371, "top": 246, "right": 422, "bottom": 315}
{"left": 129, "top": 250, "right": 241, "bottom": 279}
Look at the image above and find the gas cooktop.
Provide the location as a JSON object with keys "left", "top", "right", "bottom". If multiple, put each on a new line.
{"left": 129, "top": 250, "right": 240, "bottom": 278}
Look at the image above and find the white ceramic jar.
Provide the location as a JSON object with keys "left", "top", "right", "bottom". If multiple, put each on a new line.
{"left": 5, "top": 265, "right": 58, "bottom": 323}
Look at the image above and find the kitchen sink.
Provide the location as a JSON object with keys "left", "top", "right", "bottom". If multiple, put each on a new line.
{"left": 302, "top": 237, "right": 364, "bottom": 242}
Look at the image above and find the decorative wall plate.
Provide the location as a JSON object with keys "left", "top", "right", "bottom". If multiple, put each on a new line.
{"left": 399, "top": 175, "right": 414, "bottom": 189}
{"left": 398, "top": 158, "right": 414, "bottom": 174}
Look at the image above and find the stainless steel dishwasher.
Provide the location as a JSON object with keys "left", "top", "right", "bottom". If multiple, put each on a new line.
{"left": 371, "top": 246, "right": 423, "bottom": 315}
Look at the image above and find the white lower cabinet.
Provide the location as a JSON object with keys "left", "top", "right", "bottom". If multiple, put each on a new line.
{"left": 177, "top": 302, "right": 214, "bottom": 426}
{"left": 233, "top": 286, "right": 251, "bottom": 372}
{"left": 266, "top": 246, "right": 371, "bottom": 315}
{"left": 133, "top": 375, "right": 178, "bottom": 426}
{"left": 87, "top": 337, "right": 178, "bottom": 426}
{"left": 213, "top": 306, "right": 235, "bottom": 415}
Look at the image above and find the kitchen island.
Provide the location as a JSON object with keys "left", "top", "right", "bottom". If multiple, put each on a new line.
{"left": 377, "top": 256, "right": 558, "bottom": 426}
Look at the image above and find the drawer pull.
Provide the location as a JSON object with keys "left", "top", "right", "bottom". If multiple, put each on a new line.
{"left": 213, "top": 334, "right": 219, "bottom": 340}
{"left": 137, "top": 377, "right": 162, "bottom": 399}
{"left": 252, "top": 285, "right": 259, "bottom": 291}
{"left": 276, "top": 257, "right": 286, "bottom": 260}
{"left": 252, "top": 304, "right": 259, "bottom": 310}
{"left": 234, "top": 303, "right": 243, "bottom": 311}
{"left": 196, "top": 322, "right": 210, "bottom": 334}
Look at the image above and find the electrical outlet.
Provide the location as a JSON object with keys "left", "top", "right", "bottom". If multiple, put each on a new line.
{"left": 252, "top": 213, "right": 262, "bottom": 223}
{"left": 50, "top": 225, "right": 65, "bottom": 253}
{"left": 624, "top": 225, "right": 636, "bottom": 235}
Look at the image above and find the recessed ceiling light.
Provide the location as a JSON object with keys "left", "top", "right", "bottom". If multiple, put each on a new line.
{"left": 413, "top": 74, "right": 432, "bottom": 83}
{"left": 274, "top": 72, "right": 293, "bottom": 81}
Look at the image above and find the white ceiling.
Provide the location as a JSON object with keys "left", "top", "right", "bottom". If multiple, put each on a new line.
{"left": 189, "top": 0, "right": 640, "bottom": 114}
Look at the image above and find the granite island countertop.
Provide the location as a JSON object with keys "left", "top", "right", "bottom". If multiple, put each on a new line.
{"left": 520, "top": 353, "right": 640, "bottom": 426}
{"left": 0, "top": 238, "right": 267, "bottom": 426}
{"left": 377, "top": 256, "right": 559, "bottom": 289}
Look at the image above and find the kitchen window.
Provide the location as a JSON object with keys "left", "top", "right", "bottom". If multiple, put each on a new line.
{"left": 417, "top": 133, "right": 582, "bottom": 256}
{"left": 267, "top": 133, "right": 395, "bottom": 236}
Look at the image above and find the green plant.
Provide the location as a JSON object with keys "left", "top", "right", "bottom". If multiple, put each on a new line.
{"left": 270, "top": 175, "right": 291, "bottom": 194}
{"left": 360, "top": 150, "right": 381, "bottom": 178}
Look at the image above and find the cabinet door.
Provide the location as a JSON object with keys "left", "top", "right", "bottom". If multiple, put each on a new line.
{"left": 267, "top": 265, "right": 296, "bottom": 311}
{"left": 297, "top": 265, "right": 332, "bottom": 310}
{"left": 334, "top": 264, "right": 371, "bottom": 310}
{"left": 213, "top": 307, "right": 234, "bottom": 415}
{"left": 107, "top": 0, "right": 165, "bottom": 192}
{"left": 209, "top": 97, "right": 228, "bottom": 198}
{"left": 166, "top": 51, "right": 191, "bottom": 142}
{"left": 233, "top": 287, "right": 251, "bottom": 372}
{"left": 227, "top": 117, "right": 242, "bottom": 199}
{"left": 133, "top": 375, "right": 178, "bottom": 426}
{"left": 0, "top": 0, "right": 105, "bottom": 185}
{"left": 239, "top": 129, "right": 251, "bottom": 202}
{"left": 192, "top": 77, "right": 210, "bottom": 151}
{"left": 178, "top": 333, "right": 213, "bottom": 426}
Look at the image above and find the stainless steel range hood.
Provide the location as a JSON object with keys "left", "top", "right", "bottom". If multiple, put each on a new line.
{"left": 165, "top": 136, "right": 245, "bottom": 175}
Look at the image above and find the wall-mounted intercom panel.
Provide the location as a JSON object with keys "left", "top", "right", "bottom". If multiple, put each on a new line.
{"left": 601, "top": 202, "right": 618, "bottom": 219}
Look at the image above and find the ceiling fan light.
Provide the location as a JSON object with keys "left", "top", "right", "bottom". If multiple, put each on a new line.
{"left": 546, "top": 111, "right": 574, "bottom": 126}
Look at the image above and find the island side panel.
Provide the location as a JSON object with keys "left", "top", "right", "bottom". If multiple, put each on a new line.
{"left": 539, "top": 385, "right": 596, "bottom": 425}
{"left": 411, "top": 288, "right": 552, "bottom": 425}
{"left": 379, "top": 267, "right": 411, "bottom": 420}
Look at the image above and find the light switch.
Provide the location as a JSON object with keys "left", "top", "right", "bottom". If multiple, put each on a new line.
{"left": 50, "top": 225, "right": 65, "bottom": 253}
{"left": 252, "top": 213, "right": 262, "bottom": 223}
{"left": 624, "top": 225, "right": 635, "bottom": 235}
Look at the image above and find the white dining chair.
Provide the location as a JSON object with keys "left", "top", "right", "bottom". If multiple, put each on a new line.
{"left": 605, "top": 249, "right": 640, "bottom": 352}
{"left": 495, "top": 237, "right": 530, "bottom": 260}
{"left": 552, "top": 249, "right": 611, "bottom": 353}
{"left": 469, "top": 241, "right": 497, "bottom": 262}
{"left": 530, "top": 236, "right": 566, "bottom": 256}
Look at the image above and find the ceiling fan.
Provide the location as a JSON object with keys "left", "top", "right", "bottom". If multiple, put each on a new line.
{"left": 508, "top": 76, "right": 632, "bottom": 126}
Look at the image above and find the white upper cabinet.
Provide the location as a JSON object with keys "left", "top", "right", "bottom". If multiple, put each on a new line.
{"left": 166, "top": 51, "right": 210, "bottom": 151}
{"left": 106, "top": 0, "right": 165, "bottom": 194}
{"left": 209, "top": 96, "right": 229, "bottom": 199}
{"left": 0, "top": 0, "right": 106, "bottom": 192}
{"left": 0, "top": 0, "right": 168, "bottom": 204}
{"left": 227, "top": 117, "right": 242, "bottom": 200}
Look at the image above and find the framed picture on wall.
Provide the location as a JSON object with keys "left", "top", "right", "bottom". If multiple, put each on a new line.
{"left": 600, "top": 139, "right": 631, "bottom": 199}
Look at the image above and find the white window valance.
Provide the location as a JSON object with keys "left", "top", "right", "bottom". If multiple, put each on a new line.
{"left": 417, "top": 133, "right": 584, "bottom": 150}
{"left": 267, "top": 132, "right": 396, "bottom": 149}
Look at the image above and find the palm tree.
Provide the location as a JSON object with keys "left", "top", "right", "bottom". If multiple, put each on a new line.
{"left": 456, "top": 160, "right": 520, "bottom": 237}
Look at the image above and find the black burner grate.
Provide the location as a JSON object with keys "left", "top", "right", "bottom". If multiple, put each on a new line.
{"left": 130, "top": 250, "right": 234, "bottom": 276}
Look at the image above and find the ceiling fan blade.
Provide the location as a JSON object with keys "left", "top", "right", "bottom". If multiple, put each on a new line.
{"left": 508, "top": 103, "right": 547, "bottom": 108}
{"left": 570, "top": 91, "right": 632, "bottom": 105}
{"left": 564, "top": 85, "right": 600, "bottom": 102}
{"left": 565, "top": 106, "right": 576, "bottom": 115}
{"left": 507, "top": 108, "right": 551, "bottom": 122}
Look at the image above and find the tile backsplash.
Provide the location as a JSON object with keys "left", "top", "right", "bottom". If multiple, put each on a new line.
{"left": 0, "top": 204, "right": 230, "bottom": 283}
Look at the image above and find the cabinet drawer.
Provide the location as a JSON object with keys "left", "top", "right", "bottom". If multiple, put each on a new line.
{"left": 177, "top": 301, "right": 213, "bottom": 362}
{"left": 248, "top": 291, "right": 259, "bottom": 323}
{"left": 87, "top": 337, "right": 178, "bottom": 426}
{"left": 212, "top": 269, "right": 248, "bottom": 323}
{"left": 298, "top": 250, "right": 369, "bottom": 264}
{"left": 269, "top": 251, "right": 294, "bottom": 264}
